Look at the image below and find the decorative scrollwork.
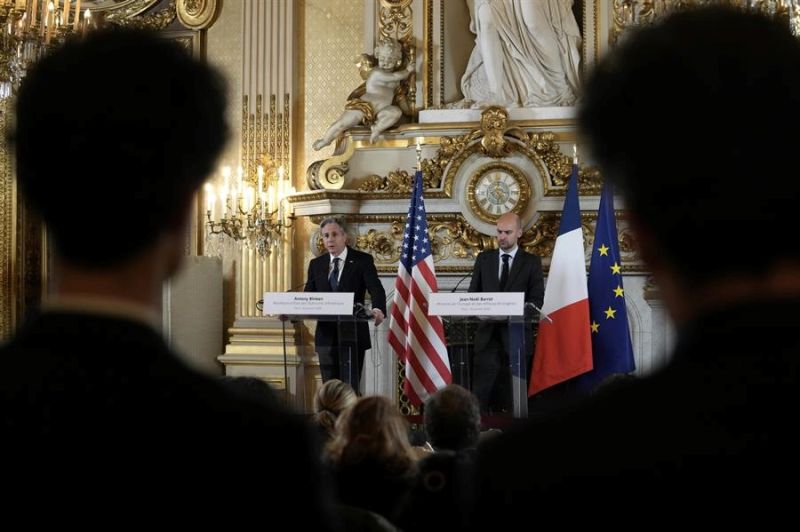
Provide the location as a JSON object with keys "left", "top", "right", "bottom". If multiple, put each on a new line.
{"left": 358, "top": 168, "right": 442, "bottom": 193}
{"left": 177, "top": 0, "right": 218, "bottom": 30}
{"left": 109, "top": 0, "right": 177, "bottom": 29}
{"left": 619, "top": 226, "right": 638, "bottom": 254}
{"left": 356, "top": 228, "right": 402, "bottom": 262}
{"left": 524, "top": 131, "right": 572, "bottom": 185}
{"left": 479, "top": 106, "right": 527, "bottom": 158}
{"left": 379, "top": 1, "right": 413, "bottom": 42}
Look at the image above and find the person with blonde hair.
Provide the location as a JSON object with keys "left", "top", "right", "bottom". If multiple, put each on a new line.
{"left": 312, "top": 379, "right": 357, "bottom": 442}
{"left": 327, "top": 395, "right": 418, "bottom": 524}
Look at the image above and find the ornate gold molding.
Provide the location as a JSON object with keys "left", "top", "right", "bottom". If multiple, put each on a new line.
{"left": 108, "top": 0, "right": 178, "bottom": 29}
{"left": 308, "top": 211, "right": 642, "bottom": 274}
{"left": 177, "top": 0, "right": 218, "bottom": 30}
{"left": 242, "top": 94, "right": 291, "bottom": 187}
{"left": 1, "top": 98, "right": 11, "bottom": 340}
{"left": 610, "top": 1, "right": 798, "bottom": 45}
{"left": 379, "top": 0, "right": 416, "bottom": 115}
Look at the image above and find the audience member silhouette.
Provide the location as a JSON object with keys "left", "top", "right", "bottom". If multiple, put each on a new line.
{"left": 424, "top": 384, "right": 481, "bottom": 452}
{"left": 313, "top": 378, "right": 358, "bottom": 443}
{"left": 220, "top": 375, "right": 280, "bottom": 407}
{"left": 469, "top": 6, "right": 800, "bottom": 527}
{"left": 398, "top": 385, "right": 481, "bottom": 532}
{"left": 326, "top": 395, "right": 418, "bottom": 525}
{"left": 0, "top": 29, "right": 334, "bottom": 528}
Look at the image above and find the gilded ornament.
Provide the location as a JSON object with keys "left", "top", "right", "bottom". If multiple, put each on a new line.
{"left": 177, "top": 0, "right": 218, "bottom": 30}
{"left": 478, "top": 106, "right": 527, "bottom": 158}
{"left": 109, "top": 0, "right": 177, "bottom": 30}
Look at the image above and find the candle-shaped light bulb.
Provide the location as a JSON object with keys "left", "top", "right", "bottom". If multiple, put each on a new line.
{"left": 236, "top": 165, "right": 243, "bottom": 191}
{"left": 257, "top": 165, "right": 265, "bottom": 215}
{"left": 278, "top": 165, "right": 285, "bottom": 181}
{"left": 45, "top": 2, "right": 54, "bottom": 43}
{"left": 204, "top": 183, "right": 215, "bottom": 219}
{"left": 267, "top": 185, "right": 274, "bottom": 214}
{"left": 219, "top": 184, "right": 228, "bottom": 218}
{"left": 62, "top": 0, "right": 70, "bottom": 28}
{"left": 73, "top": 0, "right": 81, "bottom": 31}
{"left": 222, "top": 165, "right": 231, "bottom": 189}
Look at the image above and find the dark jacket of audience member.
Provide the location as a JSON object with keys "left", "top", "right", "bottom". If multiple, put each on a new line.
{"left": 0, "top": 29, "right": 334, "bottom": 528}
{"left": 468, "top": 7, "right": 800, "bottom": 528}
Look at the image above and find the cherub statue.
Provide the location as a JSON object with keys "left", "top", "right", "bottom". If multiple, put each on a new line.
{"left": 313, "top": 38, "right": 414, "bottom": 150}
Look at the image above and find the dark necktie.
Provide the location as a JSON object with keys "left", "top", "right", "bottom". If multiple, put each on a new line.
{"left": 499, "top": 253, "right": 510, "bottom": 291}
{"left": 329, "top": 257, "right": 340, "bottom": 291}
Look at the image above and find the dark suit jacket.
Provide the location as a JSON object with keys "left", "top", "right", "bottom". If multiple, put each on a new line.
{"left": 467, "top": 248, "right": 544, "bottom": 354}
{"left": 468, "top": 299, "right": 800, "bottom": 527}
{"left": 0, "top": 312, "right": 336, "bottom": 528}
{"left": 305, "top": 246, "right": 387, "bottom": 351}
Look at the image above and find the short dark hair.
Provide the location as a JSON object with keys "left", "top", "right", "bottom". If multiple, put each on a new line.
{"left": 579, "top": 7, "right": 800, "bottom": 286}
{"left": 423, "top": 384, "right": 481, "bottom": 451}
{"left": 319, "top": 216, "right": 348, "bottom": 234}
{"left": 11, "top": 28, "right": 229, "bottom": 267}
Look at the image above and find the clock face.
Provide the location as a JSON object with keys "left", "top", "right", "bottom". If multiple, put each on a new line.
{"left": 468, "top": 165, "right": 530, "bottom": 223}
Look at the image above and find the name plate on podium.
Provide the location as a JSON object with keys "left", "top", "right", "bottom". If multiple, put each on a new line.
{"left": 262, "top": 292, "right": 354, "bottom": 316}
{"left": 429, "top": 292, "right": 524, "bottom": 316}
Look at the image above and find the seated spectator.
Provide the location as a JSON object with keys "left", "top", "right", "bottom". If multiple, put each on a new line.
{"left": 423, "top": 384, "right": 481, "bottom": 452}
{"left": 313, "top": 378, "right": 358, "bottom": 443}
{"left": 326, "top": 395, "right": 418, "bottom": 524}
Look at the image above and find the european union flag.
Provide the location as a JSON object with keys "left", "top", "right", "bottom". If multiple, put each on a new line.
{"left": 574, "top": 181, "right": 636, "bottom": 393}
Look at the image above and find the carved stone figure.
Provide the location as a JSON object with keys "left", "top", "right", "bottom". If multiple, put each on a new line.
{"left": 313, "top": 38, "right": 414, "bottom": 150}
{"left": 461, "top": 0, "right": 581, "bottom": 108}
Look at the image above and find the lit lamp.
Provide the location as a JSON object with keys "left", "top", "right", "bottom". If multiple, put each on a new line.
{"left": 0, "top": 0, "right": 92, "bottom": 101}
{"left": 205, "top": 157, "right": 296, "bottom": 258}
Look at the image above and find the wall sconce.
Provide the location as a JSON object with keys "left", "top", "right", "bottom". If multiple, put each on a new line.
{"left": 204, "top": 156, "right": 296, "bottom": 258}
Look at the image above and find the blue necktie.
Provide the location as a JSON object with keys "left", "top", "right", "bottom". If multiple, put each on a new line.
{"left": 329, "top": 257, "right": 340, "bottom": 291}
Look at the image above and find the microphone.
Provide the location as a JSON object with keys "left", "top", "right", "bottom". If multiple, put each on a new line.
{"left": 450, "top": 272, "right": 472, "bottom": 293}
{"left": 353, "top": 302, "right": 373, "bottom": 320}
{"left": 525, "top": 301, "right": 553, "bottom": 323}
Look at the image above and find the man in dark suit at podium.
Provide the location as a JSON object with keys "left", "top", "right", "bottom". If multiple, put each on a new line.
{"left": 305, "top": 217, "right": 387, "bottom": 386}
{"left": 468, "top": 213, "right": 544, "bottom": 413}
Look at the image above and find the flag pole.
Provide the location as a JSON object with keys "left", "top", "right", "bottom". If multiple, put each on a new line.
{"left": 416, "top": 140, "right": 422, "bottom": 171}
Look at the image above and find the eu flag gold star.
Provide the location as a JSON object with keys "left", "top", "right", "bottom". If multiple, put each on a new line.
{"left": 610, "top": 262, "right": 622, "bottom": 274}
{"left": 613, "top": 285, "right": 624, "bottom": 298}
{"left": 591, "top": 321, "right": 600, "bottom": 333}
{"left": 598, "top": 244, "right": 609, "bottom": 256}
{"left": 604, "top": 306, "right": 617, "bottom": 319}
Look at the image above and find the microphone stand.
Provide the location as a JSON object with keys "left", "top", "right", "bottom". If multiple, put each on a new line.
{"left": 450, "top": 271, "right": 472, "bottom": 387}
{"left": 281, "top": 316, "right": 289, "bottom": 403}
{"left": 525, "top": 301, "right": 553, "bottom": 323}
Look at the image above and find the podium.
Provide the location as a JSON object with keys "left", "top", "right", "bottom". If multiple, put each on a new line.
{"left": 431, "top": 292, "right": 540, "bottom": 418}
{"left": 262, "top": 292, "right": 374, "bottom": 390}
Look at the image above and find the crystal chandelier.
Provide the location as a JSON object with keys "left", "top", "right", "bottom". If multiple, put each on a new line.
{"left": 0, "top": 0, "right": 91, "bottom": 100}
{"left": 613, "top": 1, "right": 800, "bottom": 41}
{"left": 204, "top": 155, "right": 296, "bottom": 258}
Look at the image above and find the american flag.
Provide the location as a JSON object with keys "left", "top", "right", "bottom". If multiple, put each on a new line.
{"left": 388, "top": 170, "right": 451, "bottom": 405}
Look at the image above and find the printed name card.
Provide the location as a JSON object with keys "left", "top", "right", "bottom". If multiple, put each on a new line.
{"left": 429, "top": 292, "right": 524, "bottom": 316}
{"left": 263, "top": 292, "right": 354, "bottom": 316}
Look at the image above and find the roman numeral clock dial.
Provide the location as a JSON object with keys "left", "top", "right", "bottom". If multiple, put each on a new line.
{"left": 467, "top": 164, "right": 531, "bottom": 223}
